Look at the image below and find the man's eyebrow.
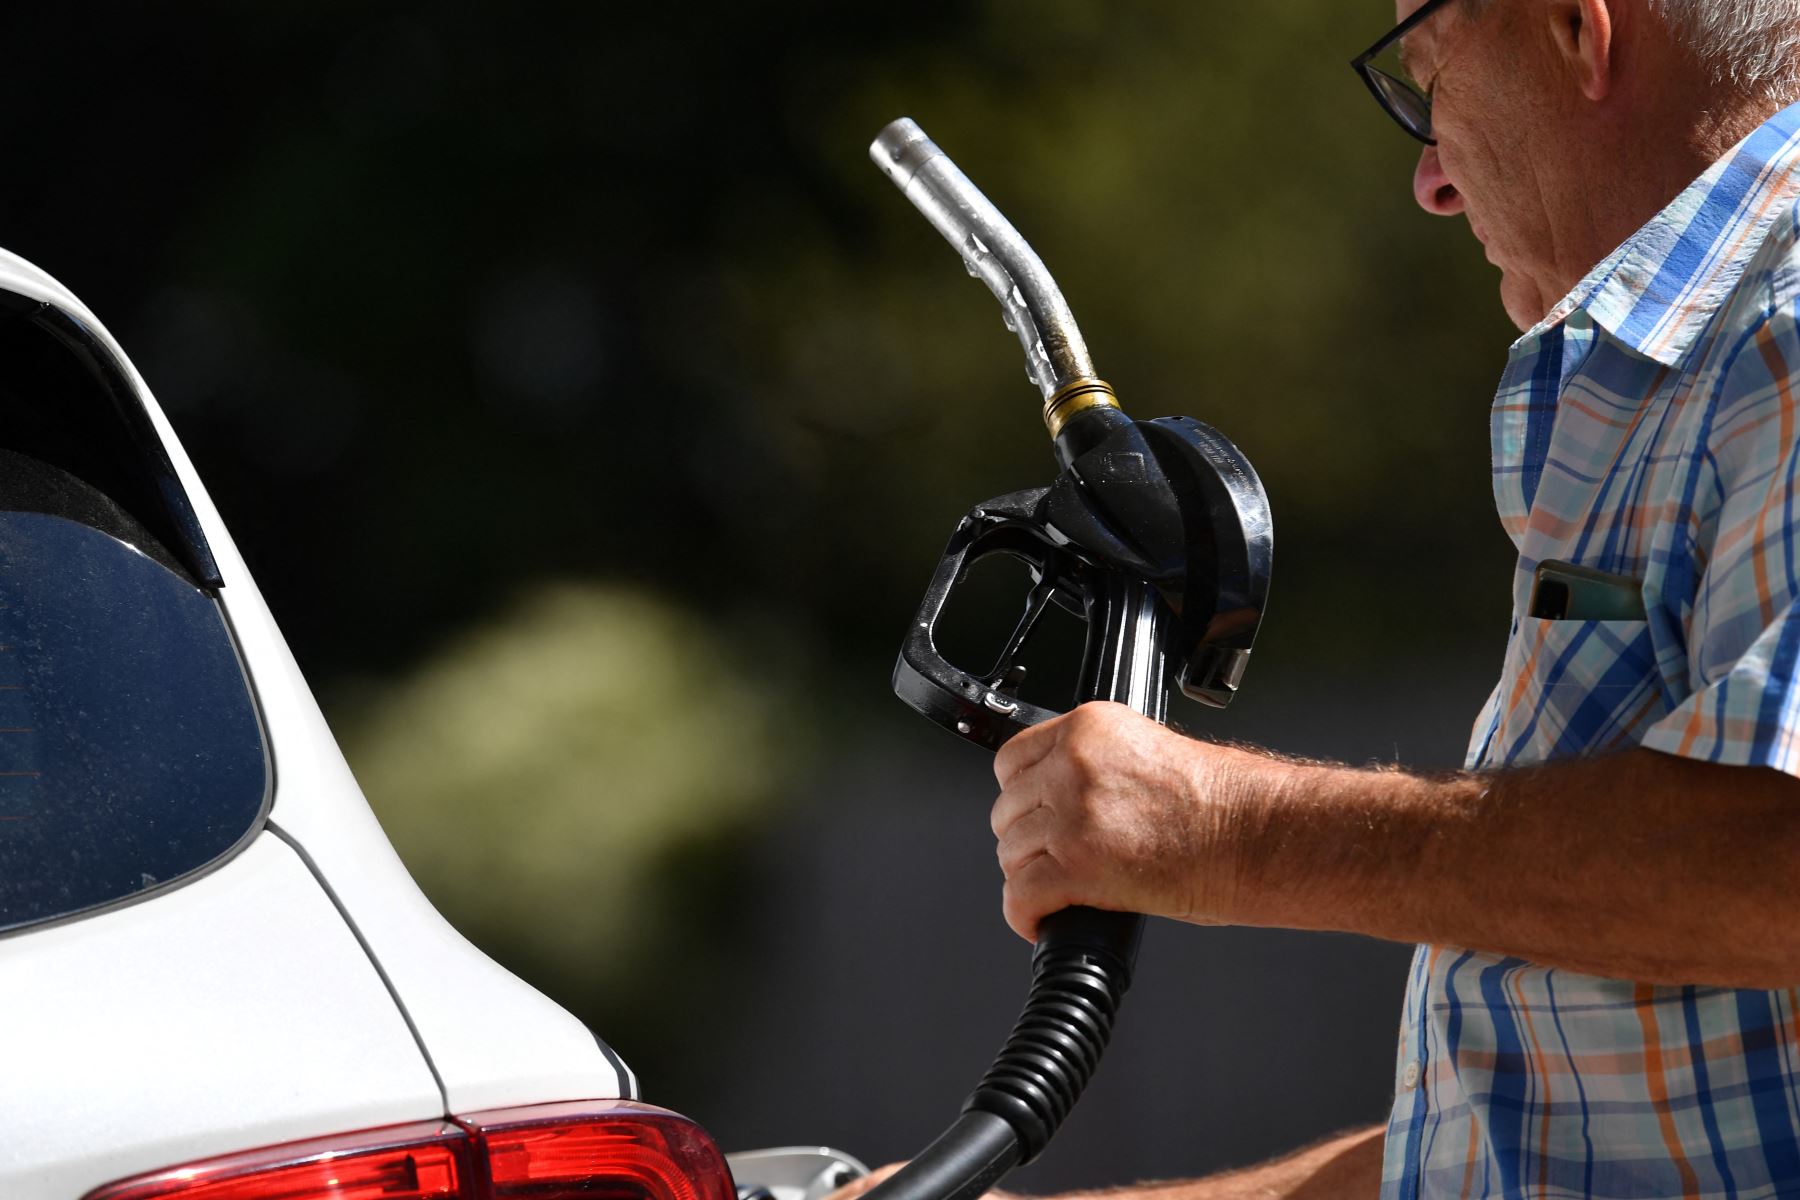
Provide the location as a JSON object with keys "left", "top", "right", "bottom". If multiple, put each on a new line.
{"left": 1397, "top": 36, "right": 1421, "bottom": 81}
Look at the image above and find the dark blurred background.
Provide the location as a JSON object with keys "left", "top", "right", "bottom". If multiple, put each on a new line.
{"left": 5, "top": 0, "right": 1523, "bottom": 1188}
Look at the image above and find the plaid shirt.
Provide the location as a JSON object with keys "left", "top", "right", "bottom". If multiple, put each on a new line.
{"left": 1381, "top": 104, "right": 1800, "bottom": 1199}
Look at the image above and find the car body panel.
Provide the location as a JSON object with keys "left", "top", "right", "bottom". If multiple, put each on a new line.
{"left": 0, "top": 834, "right": 441, "bottom": 1200}
{"left": 0, "top": 247, "right": 634, "bottom": 1192}
{"left": 205, "top": 426, "right": 635, "bottom": 1115}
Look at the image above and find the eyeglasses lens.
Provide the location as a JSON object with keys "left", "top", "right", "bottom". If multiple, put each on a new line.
{"left": 1369, "top": 68, "right": 1432, "bottom": 140}
{"left": 1359, "top": 30, "right": 1434, "bottom": 142}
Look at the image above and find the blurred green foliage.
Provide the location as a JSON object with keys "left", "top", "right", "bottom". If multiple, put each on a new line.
{"left": 339, "top": 584, "right": 794, "bottom": 1002}
{"left": 5, "top": 0, "right": 1525, "bottom": 1130}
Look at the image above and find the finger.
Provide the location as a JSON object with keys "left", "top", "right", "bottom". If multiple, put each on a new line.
{"left": 991, "top": 737, "right": 1072, "bottom": 839}
{"left": 990, "top": 769, "right": 1048, "bottom": 841}
{"left": 992, "top": 710, "right": 1066, "bottom": 788}
{"left": 1002, "top": 851, "right": 1076, "bottom": 942}
{"left": 996, "top": 803, "right": 1056, "bottom": 878}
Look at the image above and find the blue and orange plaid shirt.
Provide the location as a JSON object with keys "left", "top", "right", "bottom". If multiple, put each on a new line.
{"left": 1380, "top": 104, "right": 1800, "bottom": 1199}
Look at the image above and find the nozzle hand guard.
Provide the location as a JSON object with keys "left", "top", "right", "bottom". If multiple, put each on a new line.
{"left": 895, "top": 413, "right": 1271, "bottom": 750}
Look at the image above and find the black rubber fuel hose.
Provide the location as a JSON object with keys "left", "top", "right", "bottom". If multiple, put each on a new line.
{"left": 860, "top": 907, "right": 1144, "bottom": 1200}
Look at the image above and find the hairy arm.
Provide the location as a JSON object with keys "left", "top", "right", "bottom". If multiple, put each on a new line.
{"left": 834, "top": 1127, "right": 1384, "bottom": 1200}
{"left": 1081, "top": 1126, "right": 1386, "bottom": 1200}
{"left": 992, "top": 702, "right": 1800, "bottom": 988}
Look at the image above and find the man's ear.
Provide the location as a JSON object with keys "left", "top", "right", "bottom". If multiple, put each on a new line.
{"left": 1548, "top": 0, "right": 1615, "bottom": 101}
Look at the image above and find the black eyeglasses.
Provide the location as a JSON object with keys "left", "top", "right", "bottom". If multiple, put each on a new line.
{"left": 1351, "top": 0, "right": 1460, "bottom": 145}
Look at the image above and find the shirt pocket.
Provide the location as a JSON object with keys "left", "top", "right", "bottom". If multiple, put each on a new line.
{"left": 1483, "top": 617, "right": 1666, "bottom": 766}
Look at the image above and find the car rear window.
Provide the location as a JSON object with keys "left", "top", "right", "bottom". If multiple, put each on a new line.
{"left": 0, "top": 305, "right": 267, "bottom": 937}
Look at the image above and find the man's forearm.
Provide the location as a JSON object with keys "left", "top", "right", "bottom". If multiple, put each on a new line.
{"left": 992, "top": 704, "right": 1800, "bottom": 986}
{"left": 833, "top": 1127, "right": 1385, "bottom": 1200}
{"left": 1051, "top": 1125, "right": 1384, "bottom": 1200}
{"left": 1225, "top": 745, "right": 1800, "bottom": 987}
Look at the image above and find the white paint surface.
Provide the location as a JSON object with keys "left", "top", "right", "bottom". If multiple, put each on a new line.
{"left": 0, "top": 248, "right": 635, "bottom": 1193}
{"left": 0, "top": 835, "right": 442, "bottom": 1200}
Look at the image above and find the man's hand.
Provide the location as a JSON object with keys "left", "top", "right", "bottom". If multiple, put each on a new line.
{"left": 822, "top": 1164, "right": 1018, "bottom": 1200}
{"left": 992, "top": 700, "right": 1800, "bottom": 986}
{"left": 821, "top": 1164, "right": 905, "bottom": 1200}
{"left": 991, "top": 701, "right": 1267, "bottom": 941}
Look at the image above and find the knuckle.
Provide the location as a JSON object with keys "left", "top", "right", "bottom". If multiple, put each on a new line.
{"left": 1066, "top": 701, "right": 1106, "bottom": 734}
{"left": 1064, "top": 739, "right": 1102, "bottom": 780}
{"left": 1045, "top": 832, "right": 1088, "bottom": 877}
{"left": 1059, "top": 715, "right": 1114, "bottom": 775}
{"left": 995, "top": 835, "right": 1023, "bottom": 876}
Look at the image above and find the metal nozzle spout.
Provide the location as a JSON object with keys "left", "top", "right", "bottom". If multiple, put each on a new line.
{"left": 870, "top": 118, "right": 1101, "bottom": 405}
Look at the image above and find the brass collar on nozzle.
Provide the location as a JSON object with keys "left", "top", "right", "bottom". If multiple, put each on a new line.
{"left": 1043, "top": 378, "right": 1121, "bottom": 440}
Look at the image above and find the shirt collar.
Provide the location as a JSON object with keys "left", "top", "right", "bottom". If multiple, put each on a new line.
{"left": 1521, "top": 101, "right": 1800, "bottom": 367}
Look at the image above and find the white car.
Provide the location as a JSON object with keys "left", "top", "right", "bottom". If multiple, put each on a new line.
{"left": 0, "top": 248, "right": 750, "bottom": 1200}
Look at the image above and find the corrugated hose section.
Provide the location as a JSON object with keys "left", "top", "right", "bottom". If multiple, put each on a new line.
{"left": 962, "top": 910, "right": 1143, "bottom": 1163}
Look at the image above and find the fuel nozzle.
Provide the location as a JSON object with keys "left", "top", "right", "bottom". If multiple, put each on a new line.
{"left": 864, "top": 114, "right": 1275, "bottom": 1200}
{"left": 869, "top": 118, "right": 1130, "bottom": 467}
{"left": 874, "top": 116, "right": 1273, "bottom": 733}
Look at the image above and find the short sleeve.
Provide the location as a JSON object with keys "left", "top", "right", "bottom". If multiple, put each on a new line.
{"left": 1641, "top": 300, "right": 1800, "bottom": 773}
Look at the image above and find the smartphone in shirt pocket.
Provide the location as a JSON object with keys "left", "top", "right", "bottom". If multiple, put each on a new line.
{"left": 1528, "top": 559, "right": 1648, "bottom": 621}
{"left": 1480, "top": 561, "right": 1662, "bottom": 763}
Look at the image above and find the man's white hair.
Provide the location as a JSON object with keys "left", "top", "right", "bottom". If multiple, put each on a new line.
{"left": 1646, "top": 0, "right": 1800, "bottom": 99}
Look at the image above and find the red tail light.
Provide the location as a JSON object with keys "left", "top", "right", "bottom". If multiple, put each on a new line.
{"left": 82, "top": 1122, "right": 471, "bottom": 1200}
{"left": 85, "top": 1102, "right": 734, "bottom": 1200}
{"left": 465, "top": 1101, "right": 736, "bottom": 1200}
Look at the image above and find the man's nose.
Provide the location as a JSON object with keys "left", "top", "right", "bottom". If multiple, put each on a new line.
{"left": 1413, "top": 145, "right": 1464, "bottom": 215}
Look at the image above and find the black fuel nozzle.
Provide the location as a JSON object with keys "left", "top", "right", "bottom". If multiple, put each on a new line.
{"left": 873, "top": 118, "right": 1271, "bottom": 745}
{"left": 865, "top": 117, "right": 1273, "bottom": 1200}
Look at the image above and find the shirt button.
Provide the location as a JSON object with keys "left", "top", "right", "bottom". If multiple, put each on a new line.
{"left": 1402, "top": 1060, "right": 1421, "bottom": 1089}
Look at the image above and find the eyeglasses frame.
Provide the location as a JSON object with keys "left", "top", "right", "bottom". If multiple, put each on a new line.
{"left": 1350, "top": 0, "right": 1461, "bottom": 146}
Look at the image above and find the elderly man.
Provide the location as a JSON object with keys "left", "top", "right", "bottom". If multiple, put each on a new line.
{"left": 845, "top": 0, "right": 1800, "bottom": 1197}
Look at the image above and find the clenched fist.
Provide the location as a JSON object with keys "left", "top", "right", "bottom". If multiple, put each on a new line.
{"left": 991, "top": 701, "right": 1270, "bottom": 941}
